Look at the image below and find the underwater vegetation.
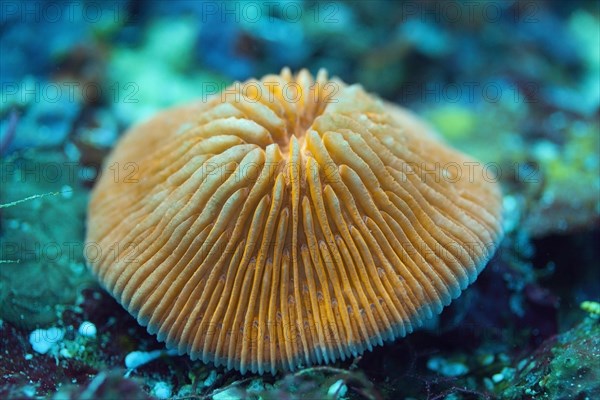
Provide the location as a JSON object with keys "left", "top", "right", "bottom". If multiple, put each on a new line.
{"left": 1, "top": 150, "right": 94, "bottom": 329}
{"left": 504, "top": 309, "right": 600, "bottom": 399}
{"left": 1, "top": 1, "right": 599, "bottom": 399}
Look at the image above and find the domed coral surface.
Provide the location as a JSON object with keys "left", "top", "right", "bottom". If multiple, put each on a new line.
{"left": 86, "top": 69, "right": 503, "bottom": 374}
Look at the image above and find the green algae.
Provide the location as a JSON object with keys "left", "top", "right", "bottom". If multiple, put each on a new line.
{"left": 426, "top": 104, "right": 477, "bottom": 141}
{"left": 108, "top": 17, "right": 229, "bottom": 125}
{"left": 522, "top": 120, "right": 600, "bottom": 236}
{"left": 503, "top": 317, "right": 600, "bottom": 399}
{"left": 0, "top": 150, "right": 94, "bottom": 329}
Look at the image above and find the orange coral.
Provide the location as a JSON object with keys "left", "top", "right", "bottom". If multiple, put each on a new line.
{"left": 86, "top": 68, "right": 503, "bottom": 374}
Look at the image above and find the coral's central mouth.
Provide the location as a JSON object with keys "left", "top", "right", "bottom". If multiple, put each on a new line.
{"left": 210, "top": 68, "right": 338, "bottom": 155}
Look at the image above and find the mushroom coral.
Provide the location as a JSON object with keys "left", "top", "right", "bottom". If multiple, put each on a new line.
{"left": 86, "top": 68, "right": 503, "bottom": 374}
